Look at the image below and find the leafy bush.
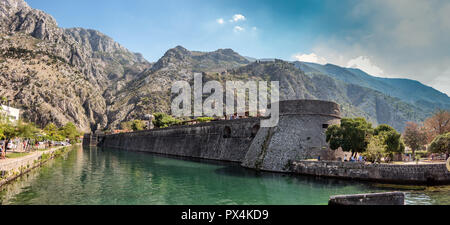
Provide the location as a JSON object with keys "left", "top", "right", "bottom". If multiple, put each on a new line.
{"left": 153, "top": 113, "right": 181, "bottom": 128}
{"left": 196, "top": 117, "right": 214, "bottom": 123}
{"left": 362, "top": 136, "right": 386, "bottom": 163}
{"left": 429, "top": 132, "right": 450, "bottom": 155}
{"left": 131, "top": 120, "right": 145, "bottom": 131}
{"left": 415, "top": 150, "right": 429, "bottom": 159}
{"left": 375, "top": 124, "right": 404, "bottom": 155}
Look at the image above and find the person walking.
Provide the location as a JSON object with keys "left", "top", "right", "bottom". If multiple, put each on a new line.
{"left": 1, "top": 140, "right": 7, "bottom": 159}
{"left": 0, "top": 143, "right": 3, "bottom": 160}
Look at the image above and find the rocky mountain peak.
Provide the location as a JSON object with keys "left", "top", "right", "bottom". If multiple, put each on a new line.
{"left": 166, "top": 45, "right": 191, "bottom": 57}
{"left": 214, "top": 48, "right": 237, "bottom": 55}
{"left": 0, "top": 0, "right": 29, "bottom": 17}
{"left": 1, "top": 0, "right": 60, "bottom": 40}
{"left": 65, "top": 28, "right": 126, "bottom": 53}
{"left": 151, "top": 45, "right": 192, "bottom": 71}
{"left": 205, "top": 48, "right": 249, "bottom": 64}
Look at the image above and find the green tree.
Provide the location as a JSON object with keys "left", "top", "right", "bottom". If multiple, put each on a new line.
{"left": 60, "top": 122, "right": 80, "bottom": 143}
{"left": 325, "top": 125, "right": 342, "bottom": 151}
{"left": 0, "top": 114, "right": 6, "bottom": 139}
{"left": 17, "top": 120, "right": 39, "bottom": 140}
{"left": 326, "top": 118, "right": 373, "bottom": 157}
{"left": 374, "top": 124, "right": 396, "bottom": 135}
{"left": 51, "top": 134, "right": 66, "bottom": 142}
{"left": 428, "top": 132, "right": 450, "bottom": 159}
{"left": 374, "top": 124, "right": 405, "bottom": 157}
{"left": 383, "top": 131, "right": 405, "bottom": 154}
{"left": 403, "top": 122, "right": 427, "bottom": 160}
{"left": 44, "top": 123, "right": 58, "bottom": 135}
{"left": 131, "top": 120, "right": 145, "bottom": 131}
{"left": 0, "top": 125, "right": 4, "bottom": 140}
{"left": 362, "top": 135, "right": 386, "bottom": 163}
{"left": 1, "top": 118, "right": 40, "bottom": 144}
{"left": 2, "top": 122, "right": 18, "bottom": 140}
{"left": 43, "top": 123, "right": 64, "bottom": 141}
{"left": 153, "top": 113, "right": 181, "bottom": 128}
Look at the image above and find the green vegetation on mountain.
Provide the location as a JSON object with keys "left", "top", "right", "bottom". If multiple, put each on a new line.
{"left": 152, "top": 113, "right": 182, "bottom": 129}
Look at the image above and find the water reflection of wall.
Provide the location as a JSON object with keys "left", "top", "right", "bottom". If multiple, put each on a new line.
{"left": 0, "top": 166, "right": 41, "bottom": 204}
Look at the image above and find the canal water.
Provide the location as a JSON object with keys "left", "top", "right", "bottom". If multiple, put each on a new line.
{"left": 0, "top": 145, "right": 449, "bottom": 205}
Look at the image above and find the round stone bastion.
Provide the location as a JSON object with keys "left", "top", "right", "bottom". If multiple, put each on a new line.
{"left": 279, "top": 100, "right": 341, "bottom": 117}
{"left": 242, "top": 100, "right": 342, "bottom": 173}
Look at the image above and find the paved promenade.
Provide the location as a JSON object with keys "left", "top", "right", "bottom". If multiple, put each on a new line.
{"left": 0, "top": 145, "right": 73, "bottom": 187}
{"left": 0, "top": 146, "right": 65, "bottom": 167}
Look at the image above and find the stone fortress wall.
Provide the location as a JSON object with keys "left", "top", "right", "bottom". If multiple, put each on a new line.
{"left": 86, "top": 100, "right": 450, "bottom": 185}
{"left": 93, "top": 100, "right": 340, "bottom": 169}
{"left": 96, "top": 117, "right": 261, "bottom": 163}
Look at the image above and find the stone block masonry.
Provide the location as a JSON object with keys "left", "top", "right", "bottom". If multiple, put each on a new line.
{"left": 98, "top": 118, "right": 262, "bottom": 163}
{"left": 97, "top": 100, "right": 341, "bottom": 170}
{"left": 83, "top": 133, "right": 99, "bottom": 147}
{"left": 94, "top": 100, "right": 450, "bottom": 185}
{"left": 291, "top": 160, "right": 450, "bottom": 185}
{"left": 241, "top": 100, "right": 341, "bottom": 172}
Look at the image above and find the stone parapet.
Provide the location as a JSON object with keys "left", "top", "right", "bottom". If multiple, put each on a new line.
{"left": 292, "top": 160, "right": 450, "bottom": 185}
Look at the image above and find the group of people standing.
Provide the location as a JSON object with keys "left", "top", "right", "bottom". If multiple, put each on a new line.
{"left": 344, "top": 155, "right": 365, "bottom": 162}
{"left": 0, "top": 139, "right": 33, "bottom": 160}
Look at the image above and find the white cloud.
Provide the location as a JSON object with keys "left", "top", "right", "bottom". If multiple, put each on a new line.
{"left": 230, "top": 14, "right": 246, "bottom": 22}
{"left": 302, "top": 0, "right": 450, "bottom": 95}
{"left": 216, "top": 18, "right": 225, "bottom": 24}
{"left": 429, "top": 70, "right": 450, "bottom": 97}
{"left": 346, "top": 56, "right": 385, "bottom": 77}
{"left": 292, "top": 53, "right": 327, "bottom": 65}
{"left": 234, "top": 26, "right": 245, "bottom": 33}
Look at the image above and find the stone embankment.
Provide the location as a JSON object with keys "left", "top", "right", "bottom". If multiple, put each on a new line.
{"left": 0, "top": 145, "right": 73, "bottom": 187}
{"left": 291, "top": 160, "right": 450, "bottom": 185}
{"left": 94, "top": 100, "right": 342, "bottom": 172}
{"left": 88, "top": 100, "right": 450, "bottom": 185}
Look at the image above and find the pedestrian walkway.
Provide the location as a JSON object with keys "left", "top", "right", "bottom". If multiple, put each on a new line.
{"left": 0, "top": 146, "right": 69, "bottom": 172}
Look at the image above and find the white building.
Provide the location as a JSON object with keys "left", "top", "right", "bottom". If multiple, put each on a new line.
{"left": 0, "top": 105, "right": 20, "bottom": 123}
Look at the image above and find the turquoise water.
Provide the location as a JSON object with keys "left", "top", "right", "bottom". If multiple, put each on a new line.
{"left": 0, "top": 145, "right": 449, "bottom": 205}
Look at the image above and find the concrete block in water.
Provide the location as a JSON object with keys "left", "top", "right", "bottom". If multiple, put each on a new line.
{"left": 328, "top": 192, "right": 405, "bottom": 205}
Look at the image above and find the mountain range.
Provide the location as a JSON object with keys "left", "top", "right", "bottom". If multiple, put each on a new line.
{"left": 0, "top": 0, "right": 448, "bottom": 132}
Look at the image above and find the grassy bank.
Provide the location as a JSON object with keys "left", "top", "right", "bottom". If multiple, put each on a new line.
{"left": 6, "top": 152, "right": 31, "bottom": 159}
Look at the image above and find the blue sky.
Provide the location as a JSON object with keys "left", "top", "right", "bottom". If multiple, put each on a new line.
{"left": 26, "top": 0, "right": 343, "bottom": 61}
{"left": 26, "top": 0, "right": 450, "bottom": 95}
